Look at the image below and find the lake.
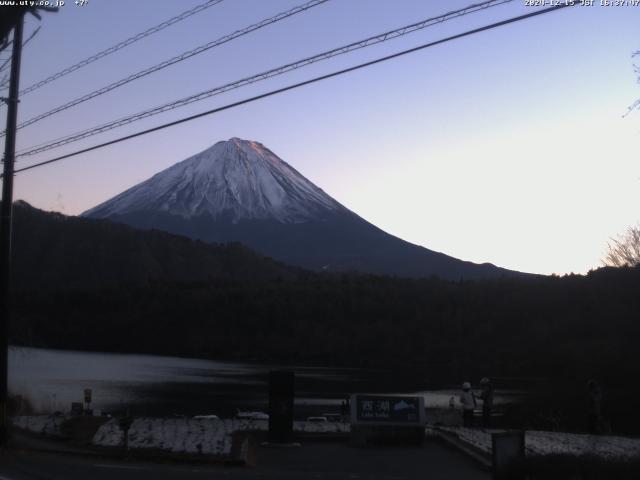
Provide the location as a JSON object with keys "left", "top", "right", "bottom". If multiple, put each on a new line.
{"left": 8, "top": 346, "right": 522, "bottom": 419}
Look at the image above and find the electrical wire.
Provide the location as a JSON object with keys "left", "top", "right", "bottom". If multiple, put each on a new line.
{"left": 18, "top": 0, "right": 226, "bottom": 96}
{"left": 6, "top": 0, "right": 329, "bottom": 137}
{"left": 0, "top": 26, "right": 39, "bottom": 84}
{"left": 8, "top": 3, "right": 576, "bottom": 177}
{"left": 16, "top": 0, "right": 513, "bottom": 158}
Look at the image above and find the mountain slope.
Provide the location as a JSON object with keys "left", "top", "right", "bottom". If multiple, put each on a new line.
{"left": 84, "top": 138, "right": 342, "bottom": 223}
{"left": 9, "top": 201, "right": 296, "bottom": 291}
{"left": 84, "top": 138, "right": 523, "bottom": 280}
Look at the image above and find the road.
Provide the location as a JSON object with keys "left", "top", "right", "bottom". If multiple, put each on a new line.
{"left": 0, "top": 440, "right": 489, "bottom": 479}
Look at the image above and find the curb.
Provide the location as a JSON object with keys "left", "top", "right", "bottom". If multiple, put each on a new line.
{"left": 431, "top": 428, "right": 492, "bottom": 470}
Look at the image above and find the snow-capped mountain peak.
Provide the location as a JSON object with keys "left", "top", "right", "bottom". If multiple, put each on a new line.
{"left": 83, "top": 138, "right": 342, "bottom": 223}
{"left": 83, "top": 138, "right": 521, "bottom": 280}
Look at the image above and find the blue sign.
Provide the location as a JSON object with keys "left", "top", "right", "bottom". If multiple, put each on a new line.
{"left": 351, "top": 394, "right": 425, "bottom": 425}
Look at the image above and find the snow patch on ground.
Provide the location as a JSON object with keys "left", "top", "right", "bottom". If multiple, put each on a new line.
{"left": 13, "top": 413, "right": 351, "bottom": 458}
{"left": 11, "top": 415, "right": 66, "bottom": 437}
{"left": 525, "top": 430, "right": 640, "bottom": 459}
{"left": 92, "top": 418, "right": 350, "bottom": 456}
{"left": 93, "top": 418, "right": 236, "bottom": 455}
{"left": 293, "top": 421, "right": 350, "bottom": 434}
{"left": 434, "top": 426, "right": 640, "bottom": 460}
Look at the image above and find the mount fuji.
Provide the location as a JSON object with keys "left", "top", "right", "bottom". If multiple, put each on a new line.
{"left": 83, "top": 138, "right": 518, "bottom": 279}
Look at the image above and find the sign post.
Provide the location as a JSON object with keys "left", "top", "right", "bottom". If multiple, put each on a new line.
{"left": 119, "top": 414, "right": 134, "bottom": 452}
{"left": 83, "top": 388, "right": 92, "bottom": 415}
{"left": 268, "top": 370, "right": 294, "bottom": 444}
{"left": 492, "top": 431, "right": 525, "bottom": 479}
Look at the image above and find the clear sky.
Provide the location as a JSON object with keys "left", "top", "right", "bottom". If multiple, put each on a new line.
{"left": 4, "top": 0, "right": 639, "bottom": 275}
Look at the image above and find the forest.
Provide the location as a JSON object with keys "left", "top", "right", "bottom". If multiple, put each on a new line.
{"left": 11, "top": 266, "right": 639, "bottom": 380}
{"left": 7, "top": 201, "right": 640, "bottom": 432}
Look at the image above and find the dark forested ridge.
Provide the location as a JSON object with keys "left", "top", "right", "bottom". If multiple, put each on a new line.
{"left": 10, "top": 263, "right": 640, "bottom": 381}
{"left": 8, "top": 201, "right": 639, "bottom": 379}
{"left": 9, "top": 201, "right": 297, "bottom": 290}
{"left": 82, "top": 138, "right": 524, "bottom": 280}
{"left": 8, "top": 201, "right": 640, "bottom": 431}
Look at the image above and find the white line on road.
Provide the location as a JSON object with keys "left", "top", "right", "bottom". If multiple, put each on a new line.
{"left": 0, "top": 475, "right": 17, "bottom": 480}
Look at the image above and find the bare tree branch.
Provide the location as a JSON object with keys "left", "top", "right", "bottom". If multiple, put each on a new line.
{"left": 623, "top": 50, "right": 640, "bottom": 117}
{"left": 604, "top": 224, "right": 640, "bottom": 267}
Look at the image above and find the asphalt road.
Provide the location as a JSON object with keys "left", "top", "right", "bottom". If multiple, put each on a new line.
{"left": 0, "top": 441, "right": 489, "bottom": 480}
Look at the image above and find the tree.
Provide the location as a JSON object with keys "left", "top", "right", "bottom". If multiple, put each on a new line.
{"left": 604, "top": 224, "right": 640, "bottom": 267}
{"left": 624, "top": 50, "right": 640, "bottom": 117}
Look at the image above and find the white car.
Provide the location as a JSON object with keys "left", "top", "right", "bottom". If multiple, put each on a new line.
{"left": 322, "top": 414, "right": 342, "bottom": 422}
{"left": 306, "top": 416, "right": 328, "bottom": 423}
{"left": 236, "top": 410, "right": 269, "bottom": 420}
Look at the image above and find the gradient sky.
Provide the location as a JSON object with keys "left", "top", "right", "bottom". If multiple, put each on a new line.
{"left": 4, "top": 0, "right": 639, "bottom": 275}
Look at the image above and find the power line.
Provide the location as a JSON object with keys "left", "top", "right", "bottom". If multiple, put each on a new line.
{"left": 0, "top": 26, "right": 39, "bottom": 85}
{"left": 16, "top": 0, "right": 513, "bottom": 158}
{"left": 9, "top": 3, "right": 576, "bottom": 177}
{"left": 5, "top": 0, "right": 329, "bottom": 137}
{"left": 17, "top": 0, "right": 226, "bottom": 96}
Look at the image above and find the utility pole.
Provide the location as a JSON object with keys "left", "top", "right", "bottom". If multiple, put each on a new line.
{"left": 0, "top": 11, "right": 24, "bottom": 448}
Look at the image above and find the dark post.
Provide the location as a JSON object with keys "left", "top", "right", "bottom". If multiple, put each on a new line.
{"left": 119, "top": 413, "right": 134, "bottom": 452}
{"left": 492, "top": 431, "right": 525, "bottom": 480}
{"left": 0, "top": 12, "right": 25, "bottom": 447}
{"left": 268, "top": 370, "right": 294, "bottom": 444}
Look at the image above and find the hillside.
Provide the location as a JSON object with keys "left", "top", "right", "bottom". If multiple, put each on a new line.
{"left": 7, "top": 201, "right": 640, "bottom": 432}
{"left": 83, "top": 138, "right": 524, "bottom": 280}
{"left": 9, "top": 201, "right": 296, "bottom": 291}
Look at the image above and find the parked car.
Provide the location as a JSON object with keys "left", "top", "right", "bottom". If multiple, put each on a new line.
{"left": 306, "top": 416, "right": 328, "bottom": 423}
{"left": 322, "top": 413, "right": 342, "bottom": 422}
{"left": 236, "top": 410, "right": 269, "bottom": 420}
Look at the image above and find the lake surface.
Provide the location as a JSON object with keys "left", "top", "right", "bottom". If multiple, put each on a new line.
{"left": 9, "top": 346, "right": 521, "bottom": 419}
